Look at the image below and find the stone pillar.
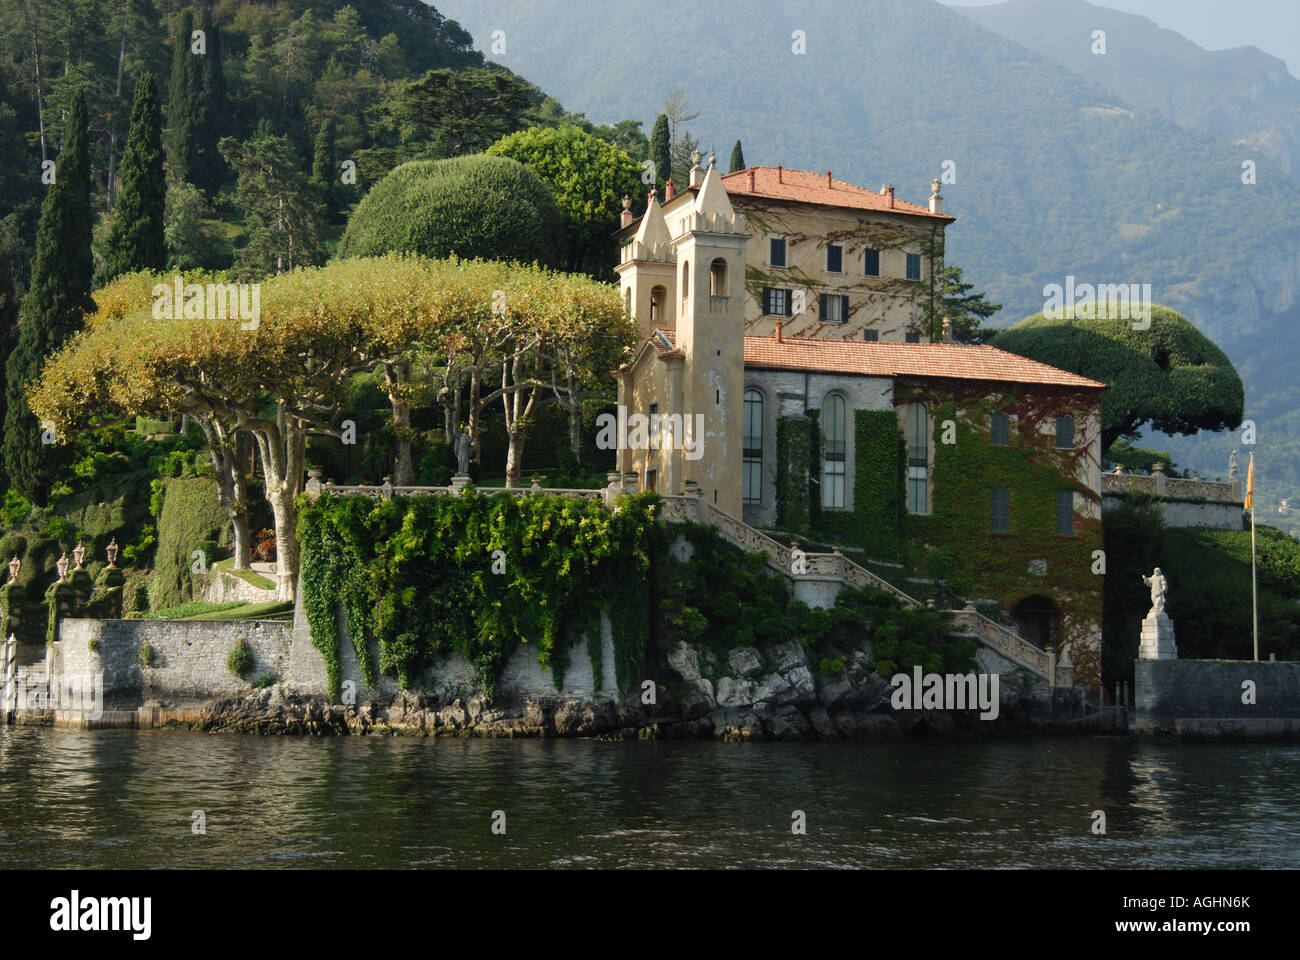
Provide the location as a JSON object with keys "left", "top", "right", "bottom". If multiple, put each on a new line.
{"left": 45, "top": 581, "right": 76, "bottom": 645}
{"left": 605, "top": 472, "right": 623, "bottom": 510}
{"left": 0, "top": 583, "right": 25, "bottom": 642}
{"left": 70, "top": 568, "right": 95, "bottom": 611}
{"left": 1151, "top": 461, "right": 1167, "bottom": 496}
{"left": 94, "top": 565, "right": 126, "bottom": 620}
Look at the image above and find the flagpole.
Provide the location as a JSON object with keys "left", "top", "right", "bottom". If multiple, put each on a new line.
{"left": 1249, "top": 453, "right": 1258, "bottom": 661}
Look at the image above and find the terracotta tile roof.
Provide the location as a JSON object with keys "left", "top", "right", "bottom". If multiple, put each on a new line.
{"left": 649, "top": 330, "right": 1104, "bottom": 389}
{"left": 721, "top": 166, "right": 954, "bottom": 221}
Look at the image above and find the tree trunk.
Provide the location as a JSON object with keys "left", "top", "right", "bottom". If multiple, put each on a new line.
{"left": 251, "top": 405, "right": 305, "bottom": 601}
{"left": 198, "top": 416, "right": 252, "bottom": 571}
{"left": 567, "top": 367, "right": 582, "bottom": 463}
{"left": 468, "top": 364, "right": 482, "bottom": 470}
{"left": 384, "top": 361, "right": 414, "bottom": 484}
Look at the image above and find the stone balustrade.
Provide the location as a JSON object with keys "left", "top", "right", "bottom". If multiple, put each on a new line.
{"left": 1102, "top": 469, "right": 1241, "bottom": 503}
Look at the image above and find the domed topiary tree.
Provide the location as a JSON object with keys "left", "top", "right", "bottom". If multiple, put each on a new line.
{"left": 336, "top": 154, "right": 561, "bottom": 265}
{"left": 991, "top": 304, "right": 1244, "bottom": 452}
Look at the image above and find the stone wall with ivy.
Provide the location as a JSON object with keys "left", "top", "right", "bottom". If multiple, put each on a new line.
{"left": 297, "top": 490, "right": 660, "bottom": 699}
{"left": 818, "top": 411, "right": 906, "bottom": 562}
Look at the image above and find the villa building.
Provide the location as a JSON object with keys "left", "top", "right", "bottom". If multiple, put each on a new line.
{"left": 612, "top": 152, "right": 1107, "bottom": 682}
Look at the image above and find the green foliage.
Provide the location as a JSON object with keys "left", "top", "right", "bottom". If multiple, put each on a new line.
{"left": 337, "top": 154, "right": 561, "bottom": 264}
{"left": 1104, "top": 437, "right": 1179, "bottom": 475}
{"left": 0, "top": 243, "right": 18, "bottom": 492}
{"left": 101, "top": 73, "right": 165, "bottom": 283}
{"left": 871, "top": 606, "right": 978, "bottom": 677}
{"left": 926, "top": 263, "right": 1002, "bottom": 344}
{"left": 253, "top": 672, "right": 277, "bottom": 689}
{"left": 149, "top": 477, "right": 230, "bottom": 611}
{"left": 728, "top": 139, "right": 745, "bottom": 174}
{"left": 650, "top": 115, "right": 670, "bottom": 193}
{"left": 487, "top": 125, "right": 642, "bottom": 276}
{"left": 167, "top": 9, "right": 201, "bottom": 186}
{"left": 138, "top": 641, "right": 154, "bottom": 666}
{"left": 227, "top": 637, "right": 253, "bottom": 678}
{"left": 819, "top": 655, "right": 845, "bottom": 676}
{"left": 4, "top": 89, "right": 93, "bottom": 503}
{"left": 298, "top": 490, "right": 659, "bottom": 699}
{"left": 141, "top": 600, "right": 245, "bottom": 620}
{"left": 818, "top": 411, "right": 905, "bottom": 561}
{"left": 775, "top": 416, "right": 813, "bottom": 531}
{"left": 992, "top": 305, "right": 1243, "bottom": 452}
{"left": 87, "top": 637, "right": 99, "bottom": 654}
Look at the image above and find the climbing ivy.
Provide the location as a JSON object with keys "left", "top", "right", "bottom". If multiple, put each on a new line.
{"left": 297, "top": 490, "right": 659, "bottom": 699}
{"left": 818, "top": 411, "right": 906, "bottom": 561}
{"left": 775, "top": 415, "right": 813, "bottom": 531}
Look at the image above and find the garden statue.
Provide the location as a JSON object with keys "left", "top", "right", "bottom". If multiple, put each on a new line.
{"left": 7, "top": 556, "right": 19, "bottom": 583}
{"left": 455, "top": 429, "right": 472, "bottom": 476}
{"left": 1142, "top": 567, "right": 1168, "bottom": 616}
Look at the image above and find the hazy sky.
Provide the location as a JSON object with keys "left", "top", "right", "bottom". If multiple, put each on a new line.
{"left": 948, "top": 0, "right": 1300, "bottom": 73}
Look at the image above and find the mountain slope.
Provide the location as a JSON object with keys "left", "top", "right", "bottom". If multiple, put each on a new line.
{"left": 954, "top": 0, "right": 1300, "bottom": 177}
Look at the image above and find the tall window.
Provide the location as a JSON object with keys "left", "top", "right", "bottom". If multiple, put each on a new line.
{"left": 822, "top": 394, "right": 847, "bottom": 509}
{"left": 826, "top": 244, "right": 843, "bottom": 273}
{"left": 819, "top": 293, "right": 849, "bottom": 323}
{"left": 991, "top": 486, "right": 1010, "bottom": 533}
{"left": 1057, "top": 489, "right": 1074, "bottom": 535}
{"left": 906, "top": 252, "right": 922, "bottom": 281}
{"left": 650, "top": 285, "right": 666, "bottom": 323}
{"left": 762, "top": 287, "right": 792, "bottom": 316}
{"left": 864, "top": 249, "right": 880, "bottom": 277}
{"left": 1055, "top": 415, "right": 1074, "bottom": 449}
{"left": 907, "top": 403, "right": 928, "bottom": 513}
{"left": 770, "top": 237, "right": 787, "bottom": 267}
{"left": 990, "top": 412, "right": 1009, "bottom": 446}
{"left": 743, "top": 390, "right": 763, "bottom": 504}
{"left": 681, "top": 260, "right": 690, "bottom": 302}
{"left": 709, "top": 258, "right": 728, "bottom": 296}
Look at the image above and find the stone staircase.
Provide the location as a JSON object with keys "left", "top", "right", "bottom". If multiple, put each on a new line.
{"left": 658, "top": 495, "right": 1062, "bottom": 683}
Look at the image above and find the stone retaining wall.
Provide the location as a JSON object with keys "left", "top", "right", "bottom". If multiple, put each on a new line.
{"left": 1136, "top": 658, "right": 1300, "bottom": 739}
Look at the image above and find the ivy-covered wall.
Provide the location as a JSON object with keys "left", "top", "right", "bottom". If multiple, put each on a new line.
{"left": 150, "top": 477, "right": 231, "bottom": 611}
{"left": 297, "top": 491, "right": 659, "bottom": 699}
{"left": 898, "top": 382, "right": 1104, "bottom": 683}
{"left": 775, "top": 415, "right": 813, "bottom": 531}
{"left": 818, "top": 410, "right": 906, "bottom": 562}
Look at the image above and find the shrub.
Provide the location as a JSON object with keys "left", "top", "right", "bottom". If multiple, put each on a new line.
{"left": 227, "top": 637, "right": 253, "bottom": 678}
{"left": 252, "top": 672, "right": 276, "bottom": 689}
{"left": 87, "top": 637, "right": 99, "bottom": 653}
{"left": 819, "top": 656, "right": 846, "bottom": 677}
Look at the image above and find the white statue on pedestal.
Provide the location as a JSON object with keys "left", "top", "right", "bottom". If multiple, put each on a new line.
{"left": 1142, "top": 567, "right": 1168, "bottom": 616}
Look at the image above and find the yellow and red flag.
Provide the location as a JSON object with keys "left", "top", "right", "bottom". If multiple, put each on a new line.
{"left": 1245, "top": 452, "right": 1255, "bottom": 510}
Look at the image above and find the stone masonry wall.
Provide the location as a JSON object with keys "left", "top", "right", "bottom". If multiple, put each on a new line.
{"left": 1136, "top": 658, "right": 1300, "bottom": 738}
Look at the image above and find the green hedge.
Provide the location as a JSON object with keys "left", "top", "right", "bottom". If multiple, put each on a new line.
{"left": 149, "top": 477, "right": 230, "bottom": 611}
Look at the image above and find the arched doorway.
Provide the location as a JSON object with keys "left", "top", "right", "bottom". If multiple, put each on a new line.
{"left": 1012, "top": 595, "right": 1060, "bottom": 651}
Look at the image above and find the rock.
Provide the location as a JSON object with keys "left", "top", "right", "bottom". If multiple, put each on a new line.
{"left": 807, "top": 705, "right": 837, "bottom": 739}
{"left": 754, "top": 671, "right": 793, "bottom": 703}
{"left": 727, "top": 646, "right": 764, "bottom": 677}
{"left": 785, "top": 665, "right": 816, "bottom": 702}
{"left": 757, "top": 703, "right": 811, "bottom": 740}
{"left": 667, "top": 641, "right": 701, "bottom": 682}
{"left": 715, "top": 676, "right": 756, "bottom": 707}
{"left": 710, "top": 706, "right": 764, "bottom": 741}
{"left": 816, "top": 674, "right": 854, "bottom": 712}
{"left": 770, "top": 640, "right": 809, "bottom": 673}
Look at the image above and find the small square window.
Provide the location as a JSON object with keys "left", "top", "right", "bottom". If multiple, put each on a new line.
{"left": 991, "top": 486, "right": 1009, "bottom": 533}
{"left": 762, "top": 287, "right": 792, "bottom": 317}
{"left": 1055, "top": 415, "right": 1074, "bottom": 449}
{"left": 864, "top": 249, "right": 880, "bottom": 277}
{"left": 1057, "top": 489, "right": 1074, "bottom": 535}
{"left": 826, "top": 244, "right": 842, "bottom": 274}
{"left": 990, "top": 412, "right": 1009, "bottom": 446}
{"left": 770, "top": 238, "right": 786, "bottom": 268}
{"left": 905, "top": 332, "right": 921, "bottom": 343}
{"left": 819, "top": 293, "right": 849, "bottom": 323}
{"left": 862, "top": 329, "right": 879, "bottom": 342}
{"left": 906, "top": 252, "right": 921, "bottom": 281}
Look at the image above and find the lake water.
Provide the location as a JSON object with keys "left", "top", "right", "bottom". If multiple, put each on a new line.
{"left": 1, "top": 726, "right": 1297, "bottom": 869}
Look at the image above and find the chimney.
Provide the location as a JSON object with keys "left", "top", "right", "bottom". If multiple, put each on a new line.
{"left": 748, "top": 168, "right": 755, "bottom": 191}
{"left": 777, "top": 164, "right": 783, "bottom": 184}
{"left": 929, "top": 178, "right": 943, "bottom": 216}
{"left": 826, "top": 169, "right": 832, "bottom": 188}
{"left": 774, "top": 318, "right": 783, "bottom": 342}
{"left": 941, "top": 317, "right": 953, "bottom": 342}
{"left": 665, "top": 178, "right": 676, "bottom": 201}
{"left": 885, "top": 185, "right": 895, "bottom": 209}
{"left": 620, "top": 195, "right": 634, "bottom": 228}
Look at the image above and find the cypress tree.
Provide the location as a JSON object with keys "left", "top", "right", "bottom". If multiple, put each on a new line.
{"left": 729, "top": 139, "right": 745, "bottom": 173}
{"left": 167, "top": 9, "right": 201, "bottom": 184}
{"left": 3, "top": 90, "right": 94, "bottom": 503}
{"left": 0, "top": 243, "right": 18, "bottom": 493}
{"left": 650, "top": 114, "right": 670, "bottom": 193}
{"left": 102, "top": 73, "right": 166, "bottom": 282}
{"left": 312, "top": 118, "right": 336, "bottom": 217}
{"left": 192, "top": 7, "right": 227, "bottom": 197}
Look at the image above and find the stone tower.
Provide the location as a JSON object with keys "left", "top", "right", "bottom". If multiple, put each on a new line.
{"left": 615, "top": 190, "right": 677, "bottom": 340}
{"left": 670, "top": 153, "right": 750, "bottom": 515}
